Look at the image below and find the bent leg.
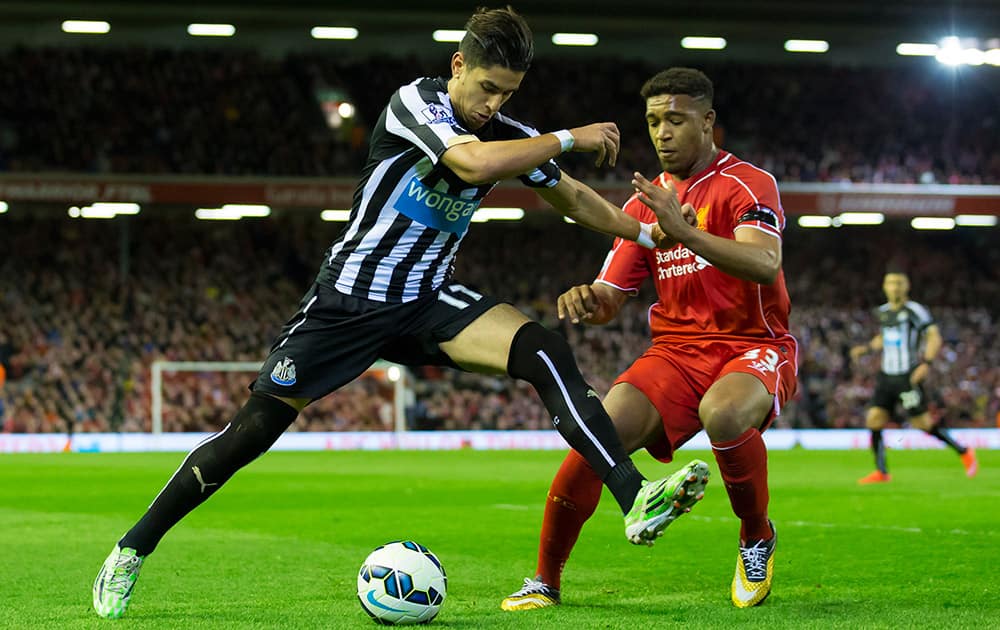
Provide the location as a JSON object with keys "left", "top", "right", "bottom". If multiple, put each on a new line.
{"left": 701, "top": 372, "right": 775, "bottom": 543}
{"left": 440, "top": 305, "right": 643, "bottom": 513}
{"left": 534, "top": 383, "right": 663, "bottom": 588}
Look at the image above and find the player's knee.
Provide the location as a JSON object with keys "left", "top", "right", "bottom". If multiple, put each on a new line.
{"left": 910, "top": 413, "right": 933, "bottom": 432}
{"left": 699, "top": 398, "right": 760, "bottom": 441}
{"left": 506, "top": 322, "right": 576, "bottom": 382}
{"left": 216, "top": 392, "right": 299, "bottom": 466}
{"left": 865, "top": 408, "right": 889, "bottom": 430}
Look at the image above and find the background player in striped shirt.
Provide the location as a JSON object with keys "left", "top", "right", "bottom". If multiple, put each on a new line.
{"left": 850, "top": 269, "right": 977, "bottom": 483}
{"left": 502, "top": 67, "right": 796, "bottom": 611}
{"left": 94, "top": 7, "right": 692, "bottom": 619}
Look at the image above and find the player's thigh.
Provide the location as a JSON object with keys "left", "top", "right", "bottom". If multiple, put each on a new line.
{"left": 865, "top": 406, "right": 891, "bottom": 429}
{"left": 603, "top": 382, "right": 664, "bottom": 454}
{"left": 438, "top": 303, "right": 532, "bottom": 374}
{"left": 699, "top": 372, "right": 774, "bottom": 441}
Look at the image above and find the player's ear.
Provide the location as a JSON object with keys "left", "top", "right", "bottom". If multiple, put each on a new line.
{"left": 451, "top": 52, "right": 465, "bottom": 79}
{"left": 703, "top": 108, "right": 716, "bottom": 133}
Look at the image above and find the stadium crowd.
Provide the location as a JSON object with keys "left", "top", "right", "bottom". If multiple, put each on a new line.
{"left": 1, "top": 46, "right": 998, "bottom": 184}
{"left": 1, "top": 216, "right": 997, "bottom": 434}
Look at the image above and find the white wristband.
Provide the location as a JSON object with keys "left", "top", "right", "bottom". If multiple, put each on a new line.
{"left": 552, "top": 129, "right": 575, "bottom": 153}
{"left": 636, "top": 222, "right": 656, "bottom": 249}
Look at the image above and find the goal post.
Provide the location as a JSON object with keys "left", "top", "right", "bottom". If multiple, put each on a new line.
{"left": 150, "top": 360, "right": 409, "bottom": 434}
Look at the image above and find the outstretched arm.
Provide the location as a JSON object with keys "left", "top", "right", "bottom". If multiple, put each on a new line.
{"left": 441, "top": 123, "right": 620, "bottom": 185}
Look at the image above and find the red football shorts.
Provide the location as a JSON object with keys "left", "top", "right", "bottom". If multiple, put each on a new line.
{"left": 614, "top": 337, "right": 798, "bottom": 462}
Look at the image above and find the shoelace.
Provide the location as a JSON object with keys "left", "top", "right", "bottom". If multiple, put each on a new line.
{"left": 739, "top": 541, "right": 770, "bottom": 581}
{"left": 107, "top": 554, "right": 142, "bottom": 594}
{"left": 513, "top": 578, "right": 550, "bottom": 596}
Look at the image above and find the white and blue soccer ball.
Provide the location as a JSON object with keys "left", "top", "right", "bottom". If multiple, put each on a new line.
{"left": 357, "top": 541, "right": 447, "bottom": 625}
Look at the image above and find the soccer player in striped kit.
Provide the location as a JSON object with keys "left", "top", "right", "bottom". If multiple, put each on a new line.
{"left": 851, "top": 269, "right": 977, "bottom": 483}
{"left": 503, "top": 67, "right": 796, "bottom": 611}
{"left": 93, "top": 7, "right": 695, "bottom": 618}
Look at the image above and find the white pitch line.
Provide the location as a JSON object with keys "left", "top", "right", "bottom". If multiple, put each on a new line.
{"left": 491, "top": 505, "right": 997, "bottom": 537}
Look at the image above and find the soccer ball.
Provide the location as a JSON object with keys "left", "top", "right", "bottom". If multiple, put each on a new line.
{"left": 357, "top": 541, "right": 447, "bottom": 625}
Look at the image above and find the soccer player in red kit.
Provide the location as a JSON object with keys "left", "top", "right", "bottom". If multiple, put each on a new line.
{"left": 502, "top": 67, "right": 797, "bottom": 610}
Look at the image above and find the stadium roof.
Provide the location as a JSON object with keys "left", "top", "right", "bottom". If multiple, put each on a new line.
{"left": 3, "top": 0, "right": 999, "bottom": 65}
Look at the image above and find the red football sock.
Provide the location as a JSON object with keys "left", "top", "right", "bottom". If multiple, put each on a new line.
{"left": 536, "top": 449, "right": 603, "bottom": 589}
{"left": 711, "top": 427, "right": 772, "bottom": 542}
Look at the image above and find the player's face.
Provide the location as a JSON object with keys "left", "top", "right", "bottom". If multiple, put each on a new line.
{"left": 882, "top": 273, "right": 910, "bottom": 303}
{"left": 449, "top": 53, "right": 524, "bottom": 130}
{"left": 645, "top": 94, "right": 715, "bottom": 177}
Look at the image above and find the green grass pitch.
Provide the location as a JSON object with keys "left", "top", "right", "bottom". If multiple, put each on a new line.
{"left": 1, "top": 448, "right": 997, "bottom": 628}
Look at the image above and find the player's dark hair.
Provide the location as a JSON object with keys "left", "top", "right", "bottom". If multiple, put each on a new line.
{"left": 640, "top": 67, "right": 714, "bottom": 106}
{"left": 885, "top": 261, "right": 909, "bottom": 277}
{"left": 460, "top": 6, "right": 534, "bottom": 72}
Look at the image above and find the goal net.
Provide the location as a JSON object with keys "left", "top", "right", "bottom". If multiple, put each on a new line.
{"left": 150, "top": 360, "right": 409, "bottom": 434}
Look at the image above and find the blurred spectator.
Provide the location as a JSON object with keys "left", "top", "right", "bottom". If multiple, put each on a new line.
{"left": 0, "top": 47, "right": 997, "bottom": 183}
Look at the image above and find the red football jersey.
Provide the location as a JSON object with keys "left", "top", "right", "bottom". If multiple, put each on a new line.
{"left": 596, "top": 150, "right": 792, "bottom": 343}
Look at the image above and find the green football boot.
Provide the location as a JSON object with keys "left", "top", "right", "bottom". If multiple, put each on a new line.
{"left": 93, "top": 545, "right": 144, "bottom": 619}
{"left": 625, "top": 459, "right": 709, "bottom": 545}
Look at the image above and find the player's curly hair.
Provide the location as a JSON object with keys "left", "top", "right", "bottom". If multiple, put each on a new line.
{"left": 640, "top": 67, "right": 714, "bottom": 106}
{"left": 460, "top": 6, "right": 534, "bottom": 72}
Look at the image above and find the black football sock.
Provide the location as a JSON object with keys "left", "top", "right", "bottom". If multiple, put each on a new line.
{"left": 927, "top": 424, "right": 967, "bottom": 455}
{"left": 507, "top": 322, "right": 643, "bottom": 513}
{"left": 119, "top": 392, "right": 298, "bottom": 556}
{"left": 872, "top": 430, "right": 888, "bottom": 474}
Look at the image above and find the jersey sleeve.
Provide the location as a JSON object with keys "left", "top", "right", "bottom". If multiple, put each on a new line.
{"left": 594, "top": 195, "right": 652, "bottom": 294}
{"left": 491, "top": 113, "right": 562, "bottom": 189}
{"left": 384, "top": 82, "right": 471, "bottom": 165}
{"left": 909, "top": 302, "right": 935, "bottom": 330}
{"left": 722, "top": 164, "right": 785, "bottom": 240}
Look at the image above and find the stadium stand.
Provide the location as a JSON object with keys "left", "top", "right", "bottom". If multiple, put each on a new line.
{"left": 1, "top": 214, "right": 997, "bottom": 433}
{"left": 1, "top": 47, "right": 998, "bottom": 184}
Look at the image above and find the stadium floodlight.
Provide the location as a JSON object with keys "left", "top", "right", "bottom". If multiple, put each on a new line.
{"left": 955, "top": 214, "right": 998, "bottom": 227}
{"left": 681, "top": 37, "right": 727, "bottom": 50}
{"left": 196, "top": 207, "right": 242, "bottom": 220}
{"left": 911, "top": 217, "right": 955, "bottom": 230}
{"left": 960, "top": 48, "right": 986, "bottom": 65}
{"left": 0, "top": 201, "right": 7, "bottom": 214}
{"left": 187, "top": 23, "right": 236, "bottom": 37}
{"left": 311, "top": 26, "right": 358, "bottom": 40}
{"left": 91, "top": 202, "right": 140, "bottom": 215}
{"left": 836, "top": 212, "right": 885, "bottom": 225}
{"left": 321, "top": 209, "right": 352, "bottom": 221}
{"left": 552, "top": 33, "right": 599, "bottom": 47}
{"left": 68, "top": 202, "right": 140, "bottom": 219}
{"left": 62, "top": 20, "right": 110, "bottom": 34}
{"left": 896, "top": 43, "right": 938, "bottom": 56}
{"left": 471, "top": 207, "right": 524, "bottom": 222}
{"left": 221, "top": 204, "right": 270, "bottom": 217}
{"left": 433, "top": 29, "right": 466, "bottom": 42}
{"left": 797, "top": 215, "right": 834, "bottom": 228}
{"left": 784, "top": 39, "right": 829, "bottom": 53}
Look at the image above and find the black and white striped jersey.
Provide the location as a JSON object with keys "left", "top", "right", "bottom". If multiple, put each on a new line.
{"left": 876, "top": 300, "right": 934, "bottom": 375}
{"left": 317, "top": 76, "right": 562, "bottom": 303}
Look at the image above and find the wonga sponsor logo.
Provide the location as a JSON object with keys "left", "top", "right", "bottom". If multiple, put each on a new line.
{"left": 393, "top": 176, "right": 481, "bottom": 233}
